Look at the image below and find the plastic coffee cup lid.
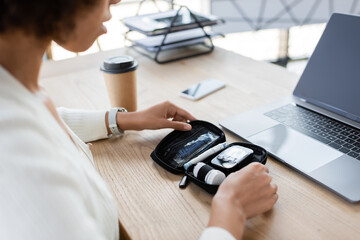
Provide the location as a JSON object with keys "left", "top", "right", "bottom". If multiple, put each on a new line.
{"left": 101, "top": 56, "right": 138, "bottom": 74}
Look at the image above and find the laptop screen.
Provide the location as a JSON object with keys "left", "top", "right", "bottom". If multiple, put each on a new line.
{"left": 293, "top": 13, "right": 360, "bottom": 122}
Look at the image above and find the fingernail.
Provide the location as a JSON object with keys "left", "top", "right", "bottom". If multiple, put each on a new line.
{"left": 184, "top": 124, "right": 191, "bottom": 130}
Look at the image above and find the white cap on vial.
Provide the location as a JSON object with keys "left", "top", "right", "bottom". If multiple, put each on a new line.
{"left": 193, "top": 162, "right": 226, "bottom": 185}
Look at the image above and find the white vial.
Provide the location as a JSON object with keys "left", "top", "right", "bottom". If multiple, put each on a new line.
{"left": 193, "top": 162, "right": 226, "bottom": 185}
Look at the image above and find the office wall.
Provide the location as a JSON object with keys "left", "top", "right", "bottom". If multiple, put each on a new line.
{"left": 211, "top": 0, "right": 360, "bottom": 33}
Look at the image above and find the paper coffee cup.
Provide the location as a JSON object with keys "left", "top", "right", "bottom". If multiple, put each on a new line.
{"left": 101, "top": 56, "right": 138, "bottom": 111}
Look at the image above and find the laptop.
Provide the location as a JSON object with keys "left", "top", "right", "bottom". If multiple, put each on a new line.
{"left": 220, "top": 13, "right": 360, "bottom": 203}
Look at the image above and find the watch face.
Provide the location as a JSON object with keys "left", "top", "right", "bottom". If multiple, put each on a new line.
{"left": 119, "top": 107, "right": 128, "bottom": 113}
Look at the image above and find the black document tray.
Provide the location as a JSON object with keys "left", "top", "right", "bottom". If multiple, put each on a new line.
{"left": 151, "top": 120, "right": 267, "bottom": 194}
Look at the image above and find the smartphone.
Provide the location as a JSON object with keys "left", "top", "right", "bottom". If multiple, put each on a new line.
{"left": 180, "top": 79, "right": 225, "bottom": 100}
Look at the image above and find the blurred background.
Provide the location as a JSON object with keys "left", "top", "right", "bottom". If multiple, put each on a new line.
{"left": 48, "top": 0, "right": 358, "bottom": 75}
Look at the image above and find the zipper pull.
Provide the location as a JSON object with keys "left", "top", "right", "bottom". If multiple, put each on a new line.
{"left": 179, "top": 175, "right": 189, "bottom": 188}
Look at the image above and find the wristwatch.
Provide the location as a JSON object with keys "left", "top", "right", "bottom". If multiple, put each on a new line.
{"left": 108, "top": 107, "right": 127, "bottom": 136}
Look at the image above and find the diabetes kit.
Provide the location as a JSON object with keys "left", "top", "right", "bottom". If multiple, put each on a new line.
{"left": 151, "top": 120, "right": 267, "bottom": 194}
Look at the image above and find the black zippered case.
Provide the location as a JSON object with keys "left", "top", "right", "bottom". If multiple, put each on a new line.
{"left": 150, "top": 120, "right": 267, "bottom": 194}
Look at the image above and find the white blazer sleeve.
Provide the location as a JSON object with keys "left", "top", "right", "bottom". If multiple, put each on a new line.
{"left": 200, "top": 227, "right": 236, "bottom": 240}
{"left": 57, "top": 107, "right": 109, "bottom": 142}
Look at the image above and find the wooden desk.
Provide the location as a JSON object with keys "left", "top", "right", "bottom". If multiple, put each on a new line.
{"left": 40, "top": 47, "right": 360, "bottom": 240}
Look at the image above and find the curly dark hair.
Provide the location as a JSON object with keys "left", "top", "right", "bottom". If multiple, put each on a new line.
{"left": 0, "top": 0, "right": 98, "bottom": 38}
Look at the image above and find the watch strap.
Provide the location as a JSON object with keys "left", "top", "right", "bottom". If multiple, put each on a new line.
{"left": 109, "top": 107, "right": 127, "bottom": 136}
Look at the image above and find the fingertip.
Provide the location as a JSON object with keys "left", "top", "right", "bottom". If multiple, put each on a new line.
{"left": 189, "top": 115, "right": 197, "bottom": 121}
{"left": 176, "top": 107, "right": 196, "bottom": 121}
{"left": 170, "top": 122, "right": 192, "bottom": 131}
{"left": 272, "top": 183, "right": 278, "bottom": 193}
{"left": 183, "top": 124, "right": 192, "bottom": 131}
{"left": 274, "top": 193, "right": 279, "bottom": 202}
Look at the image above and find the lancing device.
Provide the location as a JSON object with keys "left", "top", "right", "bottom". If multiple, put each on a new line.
{"left": 183, "top": 142, "right": 227, "bottom": 170}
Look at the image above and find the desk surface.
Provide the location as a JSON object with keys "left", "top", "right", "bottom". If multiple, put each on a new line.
{"left": 40, "top": 47, "right": 360, "bottom": 240}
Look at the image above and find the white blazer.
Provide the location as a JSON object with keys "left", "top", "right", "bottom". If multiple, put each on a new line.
{"left": 0, "top": 66, "right": 119, "bottom": 240}
{"left": 0, "top": 65, "right": 234, "bottom": 240}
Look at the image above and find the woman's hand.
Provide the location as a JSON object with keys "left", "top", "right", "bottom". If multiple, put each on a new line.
{"left": 208, "top": 162, "right": 278, "bottom": 240}
{"left": 116, "top": 101, "right": 196, "bottom": 131}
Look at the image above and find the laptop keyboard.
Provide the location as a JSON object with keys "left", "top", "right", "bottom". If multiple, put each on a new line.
{"left": 264, "top": 104, "right": 360, "bottom": 160}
